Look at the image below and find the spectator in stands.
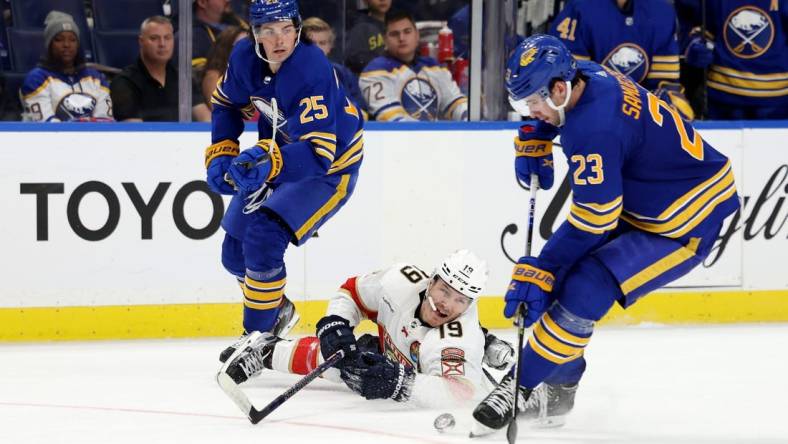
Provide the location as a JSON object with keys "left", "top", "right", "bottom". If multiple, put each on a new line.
{"left": 302, "top": 16, "right": 368, "bottom": 115}
{"left": 201, "top": 25, "right": 247, "bottom": 107}
{"left": 360, "top": 10, "right": 467, "bottom": 121}
{"left": 345, "top": 0, "right": 391, "bottom": 73}
{"left": 111, "top": 16, "right": 210, "bottom": 122}
{"left": 677, "top": 0, "right": 788, "bottom": 120}
{"left": 21, "top": 11, "right": 113, "bottom": 122}
{"left": 548, "top": 0, "right": 695, "bottom": 120}
{"left": 192, "top": 0, "right": 248, "bottom": 69}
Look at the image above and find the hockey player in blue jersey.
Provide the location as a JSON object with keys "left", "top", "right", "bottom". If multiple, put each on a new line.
{"left": 550, "top": 0, "right": 696, "bottom": 120}
{"left": 677, "top": 0, "right": 788, "bottom": 119}
{"left": 471, "top": 35, "right": 740, "bottom": 433}
{"left": 204, "top": 0, "right": 365, "bottom": 362}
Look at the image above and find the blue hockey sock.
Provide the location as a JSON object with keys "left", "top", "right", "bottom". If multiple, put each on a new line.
{"left": 242, "top": 267, "right": 286, "bottom": 332}
{"left": 518, "top": 302, "right": 594, "bottom": 389}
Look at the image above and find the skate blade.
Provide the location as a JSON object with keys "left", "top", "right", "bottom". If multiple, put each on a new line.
{"left": 468, "top": 420, "right": 497, "bottom": 438}
{"left": 275, "top": 311, "right": 300, "bottom": 338}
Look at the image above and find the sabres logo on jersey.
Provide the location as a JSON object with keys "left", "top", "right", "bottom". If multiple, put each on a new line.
{"left": 55, "top": 92, "right": 97, "bottom": 121}
{"left": 520, "top": 47, "right": 537, "bottom": 67}
{"left": 401, "top": 77, "right": 439, "bottom": 121}
{"left": 602, "top": 43, "right": 649, "bottom": 83}
{"left": 250, "top": 96, "right": 292, "bottom": 144}
{"left": 724, "top": 6, "right": 774, "bottom": 59}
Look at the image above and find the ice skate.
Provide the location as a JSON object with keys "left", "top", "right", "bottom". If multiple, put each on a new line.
{"left": 470, "top": 373, "right": 533, "bottom": 435}
{"left": 219, "top": 296, "right": 299, "bottom": 362}
{"left": 224, "top": 331, "right": 281, "bottom": 384}
{"left": 520, "top": 382, "right": 578, "bottom": 428}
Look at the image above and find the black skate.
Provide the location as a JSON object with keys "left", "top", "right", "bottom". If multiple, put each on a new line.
{"left": 519, "top": 382, "right": 578, "bottom": 427}
{"left": 219, "top": 296, "right": 300, "bottom": 363}
{"left": 223, "top": 331, "right": 281, "bottom": 384}
{"left": 471, "top": 373, "right": 533, "bottom": 434}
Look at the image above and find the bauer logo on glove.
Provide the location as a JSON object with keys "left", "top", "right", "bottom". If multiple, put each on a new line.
{"left": 512, "top": 263, "right": 554, "bottom": 291}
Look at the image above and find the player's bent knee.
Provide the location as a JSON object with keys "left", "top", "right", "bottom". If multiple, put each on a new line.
{"left": 221, "top": 234, "right": 245, "bottom": 278}
{"left": 243, "top": 211, "right": 292, "bottom": 271}
{"left": 558, "top": 257, "right": 622, "bottom": 322}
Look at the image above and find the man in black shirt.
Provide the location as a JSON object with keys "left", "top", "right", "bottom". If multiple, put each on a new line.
{"left": 110, "top": 16, "right": 210, "bottom": 122}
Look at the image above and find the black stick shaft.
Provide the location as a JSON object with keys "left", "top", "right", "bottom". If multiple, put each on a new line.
{"left": 507, "top": 174, "right": 539, "bottom": 443}
{"left": 249, "top": 349, "right": 345, "bottom": 424}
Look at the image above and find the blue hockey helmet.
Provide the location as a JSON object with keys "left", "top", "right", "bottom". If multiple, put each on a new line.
{"left": 505, "top": 34, "right": 577, "bottom": 101}
{"left": 249, "top": 0, "right": 301, "bottom": 28}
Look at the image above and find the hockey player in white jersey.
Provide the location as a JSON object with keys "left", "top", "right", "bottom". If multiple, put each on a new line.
{"left": 223, "top": 250, "right": 514, "bottom": 407}
{"left": 359, "top": 10, "right": 467, "bottom": 121}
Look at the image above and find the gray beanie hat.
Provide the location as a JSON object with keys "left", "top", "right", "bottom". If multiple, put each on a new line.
{"left": 44, "top": 11, "right": 80, "bottom": 49}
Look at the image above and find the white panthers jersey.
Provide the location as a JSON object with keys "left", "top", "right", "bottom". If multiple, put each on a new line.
{"left": 327, "top": 262, "right": 488, "bottom": 407}
{"left": 359, "top": 55, "right": 468, "bottom": 122}
{"left": 21, "top": 66, "right": 113, "bottom": 122}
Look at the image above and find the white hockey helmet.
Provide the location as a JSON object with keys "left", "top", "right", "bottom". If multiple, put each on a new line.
{"left": 434, "top": 249, "right": 488, "bottom": 300}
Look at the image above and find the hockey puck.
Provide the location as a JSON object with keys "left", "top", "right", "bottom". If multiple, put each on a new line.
{"left": 433, "top": 413, "right": 456, "bottom": 432}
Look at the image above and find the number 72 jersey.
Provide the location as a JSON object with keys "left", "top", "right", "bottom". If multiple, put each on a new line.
{"left": 558, "top": 61, "right": 740, "bottom": 243}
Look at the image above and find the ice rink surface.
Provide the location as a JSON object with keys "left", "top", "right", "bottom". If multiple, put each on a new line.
{"left": 2, "top": 324, "right": 787, "bottom": 444}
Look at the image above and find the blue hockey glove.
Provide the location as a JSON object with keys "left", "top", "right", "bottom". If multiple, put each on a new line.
{"left": 226, "top": 141, "right": 276, "bottom": 193}
{"left": 204, "top": 139, "right": 240, "bottom": 195}
{"left": 316, "top": 315, "right": 358, "bottom": 366}
{"left": 683, "top": 33, "right": 714, "bottom": 69}
{"left": 654, "top": 81, "right": 695, "bottom": 121}
{"left": 514, "top": 121, "right": 558, "bottom": 190}
{"left": 504, "top": 256, "right": 555, "bottom": 327}
{"left": 340, "top": 352, "right": 415, "bottom": 402}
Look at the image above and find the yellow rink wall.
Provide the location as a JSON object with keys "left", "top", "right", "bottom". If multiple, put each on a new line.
{"left": 2, "top": 290, "right": 787, "bottom": 341}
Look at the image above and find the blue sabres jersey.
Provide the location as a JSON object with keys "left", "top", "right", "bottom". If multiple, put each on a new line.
{"left": 211, "top": 39, "right": 364, "bottom": 182}
{"left": 359, "top": 55, "right": 468, "bottom": 121}
{"left": 540, "top": 61, "right": 740, "bottom": 274}
{"left": 703, "top": 0, "right": 788, "bottom": 106}
{"left": 549, "top": 0, "right": 680, "bottom": 90}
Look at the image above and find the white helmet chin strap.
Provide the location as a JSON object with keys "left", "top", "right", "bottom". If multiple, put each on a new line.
{"left": 546, "top": 80, "right": 572, "bottom": 127}
{"left": 253, "top": 26, "right": 302, "bottom": 64}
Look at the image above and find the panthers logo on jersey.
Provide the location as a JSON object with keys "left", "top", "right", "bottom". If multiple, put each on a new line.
{"left": 251, "top": 96, "right": 292, "bottom": 144}
{"left": 724, "top": 6, "right": 774, "bottom": 59}
{"left": 401, "top": 77, "right": 439, "bottom": 121}
{"left": 55, "top": 92, "right": 97, "bottom": 121}
{"left": 602, "top": 43, "right": 649, "bottom": 83}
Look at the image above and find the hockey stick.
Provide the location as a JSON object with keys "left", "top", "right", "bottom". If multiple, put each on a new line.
{"left": 217, "top": 332, "right": 345, "bottom": 424}
{"left": 506, "top": 173, "right": 539, "bottom": 444}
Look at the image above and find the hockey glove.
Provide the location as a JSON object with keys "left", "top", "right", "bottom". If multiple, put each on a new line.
{"left": 654, "top": 81, "right": 695, "bottom": 121}
{"left": 204, "top": 139, "right": 240, "bottom": 195}
{"left": 340, "top": 352, "right": 415, "bottom": 402}
{"left": 226, "top": 140, "right": 278, "bottom": 193}
{"left": 316, "top": 314, "right": 358, "bottom": 366}
{"left": 483, "top": 330, "right": 515, "bottom": 370}
{"left": 504, "top": 256, "right": 555, "bottom": 327}
{"left": 514, "top": 121, "right": 558, "bottom": 190}
{"left": 683, "top": 30, "right": 714, "bottom": 69}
